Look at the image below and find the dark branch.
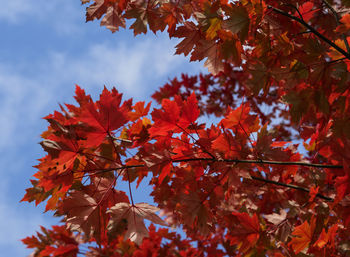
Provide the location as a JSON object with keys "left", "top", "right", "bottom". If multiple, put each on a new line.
{"left": 171, "top": 157, "right": 343, "bottom": 169}
{"left": 322, "top": 0, "right": 350, "bottom": 53}
{"left": 267, "top": 5, "right": 350, "bottom": 60}
{"left": 85, "top": 157, "right": 339, "bottom": 201}
{"left": 250, "top": 176, "right": 333, "bottom": 201}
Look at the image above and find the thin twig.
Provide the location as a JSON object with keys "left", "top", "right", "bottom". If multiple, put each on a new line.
{"left": 126, "top": 169, "right": 135, "bottom": 206}
{"left": 176, "top": 123, "right": 216, "bottom": 159}
{"left": 107, "top": 131, "right": 135, "bottom": 206}
{"left": 112, "top": 137, "right": 133, "bottom": 144}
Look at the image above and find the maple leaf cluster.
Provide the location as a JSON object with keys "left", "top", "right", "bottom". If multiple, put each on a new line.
{"left": 22, "top": 0, "right": 350, "bottom": 256}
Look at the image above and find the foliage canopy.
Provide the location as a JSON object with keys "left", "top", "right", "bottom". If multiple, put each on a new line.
{"left": 22, "top": 0, "right": 350, "bottom": 256}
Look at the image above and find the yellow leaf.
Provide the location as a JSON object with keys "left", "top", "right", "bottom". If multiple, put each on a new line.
{"left": 206, "top": 18, "right": 222, "bottom": 40}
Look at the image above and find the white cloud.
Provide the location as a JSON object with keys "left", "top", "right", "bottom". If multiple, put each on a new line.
{"left": 0, "top": 0, "right": 84, "bottom": 35}
{"left": 45, "top": 37, "right": 203, "bottom": 98}
{"left": 0, "top": 16, "right": 203, "bottom": 255}
{"left": 0, "top": 66, "right": 54, "bottom": 150}
{"left": 0, "top": 0, "right": 32, "bottom": 23}
{"left": 0, "top": 35, "right": 202, "bottom": 155}
{"left": 0, "top": 66, "right": 63, "bottom": 256}
{"left": 0, "top": 178, "right": 52, "bottom": 256}
{"left": 41, "top": 0, "right": 86, "bottom": 35}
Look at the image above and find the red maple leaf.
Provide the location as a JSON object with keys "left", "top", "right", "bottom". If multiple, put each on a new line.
{"left": 78, "top": 86, "right": 132, "bottom": 147}
{"left": 221, "top": 103, "right": 260, "bottom": 135}
{"left": 230, "top": 212, "right": 260, "bottom": 253}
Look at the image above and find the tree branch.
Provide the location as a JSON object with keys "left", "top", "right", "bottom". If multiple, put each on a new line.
{"left": 250, "top": 175, "right": 333, "bottom": 201}
{"left": 322, "top": 0, "right": 350, "bottom": 53}
{"left": 267, "top": 5, "right": 350, "bottom": 60}
{"left": 171, "top": 157, "right": 343, "bottom": 169}
{"left": 173, "top": 158, "right": 337, "bottom": 201}
{"left": 83, "top": 157, "right": 339, "bottom": 201}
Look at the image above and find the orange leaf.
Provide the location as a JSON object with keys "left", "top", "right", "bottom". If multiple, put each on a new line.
{"left": 313, "top": 224, "right": 338, "bottom": 249}
{"left": 128, "top": 101, "right": 151, "bottom": 121}
{"left": 340, "top": 13, "right": 350, "bottom": 29}
{"left": 289, "top": 217, "right": 316, "bottom": 254}
{"left": 221, "top": 103, "right": 260, "bottom": 134}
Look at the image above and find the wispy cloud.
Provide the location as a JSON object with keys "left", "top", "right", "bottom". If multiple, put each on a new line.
{"left": 0, "top": 35, "right": 202, "bottom": 153}
{"left": 0, "top": 0, "right": 32, "bottom": 23}
{"left": 43, "top": 37, "right": 203, "bottom": 98}
{"left": 0, "top": 5, "right": 203, "bottom": 254}
{"left": 0, "top": 0, "right": 84, "bottom": 35}
{"left": 0, "top": 177, "right": 52, "bottom": 256}
{"left": 0, "top": 66, "right": 54, "bottom": 150}
{"left": 0, "top": 64, "right": 59, "bottom": 255}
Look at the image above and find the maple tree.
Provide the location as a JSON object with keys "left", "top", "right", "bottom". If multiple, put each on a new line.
{"left": 21, "top": 0, "right": 350, "bottom": 256}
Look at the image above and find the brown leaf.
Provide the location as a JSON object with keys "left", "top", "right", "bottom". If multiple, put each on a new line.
{"left": 107, "top": 202, "right": 167, "bottom": 244}
{"left": 61, "top": 191, "right": 101, "bottom": 242}
{"left": 173, "top": 22, "right": 202, "bottom": 56}
{"left": 264, "top": 209, "right": 287, "bottom": 225}
{"left": 101, "top": 5, "right": 126, "bottom": 32}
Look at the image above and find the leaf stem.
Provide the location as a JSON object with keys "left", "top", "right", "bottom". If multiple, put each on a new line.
{"left": 107, "top": 131, "right": 135, "bottom": 206}
{"left": 126, "top": 169, "right": 135, "bottom": 206}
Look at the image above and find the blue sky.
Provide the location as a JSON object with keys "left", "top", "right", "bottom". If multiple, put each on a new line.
{"left": 0, "top": 1, "right": 204, "bottom": 255}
